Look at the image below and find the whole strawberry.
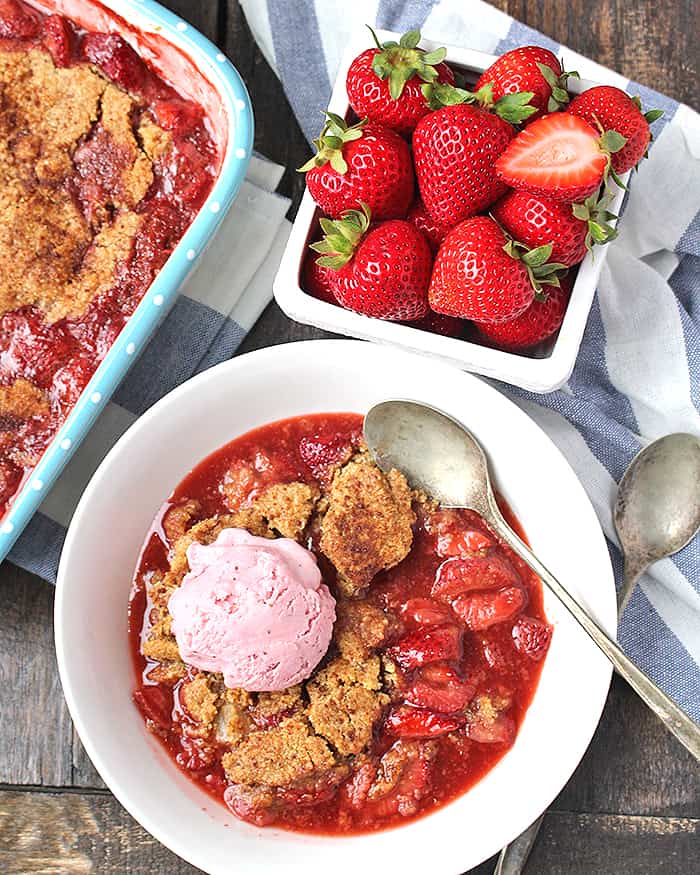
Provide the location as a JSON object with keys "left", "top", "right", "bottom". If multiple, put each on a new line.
{"left": 492, "top": 190, "right": 617, "bottom": 266}
{"left": 495, "top": 113, "right": 626, "bottom": 203}
{"left": 567, "top": 85, "right": 662, "bottom": 174}
{"left": 406, "top": 310, "right": 464, "bottom": 337}
{"left": 413, "top": 104, "right": 516, "bottom": 226}
{"left": 310, "top": 203, "right": 431, "bottom": 321}
{"left": 299, "top": 113, "right": 413, "bottom": 220}
{"left": 429, "top": 216, "right": 565, "bottom": 323}
{"left": 302, "top": 251, "right": 338, "bottom": 305}
{"left": 478, "top": 276, "right": 572, "bottom": 349}
{"left": 475, "top": 46, "right": 575, "bottom": 119}
{"left": 407, "top": 198, "right": 454, "bottom": 253}
{"left": 346, "top": 28, "right": 454, "bottom": 135}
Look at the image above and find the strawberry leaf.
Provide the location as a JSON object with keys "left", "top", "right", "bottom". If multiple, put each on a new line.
{"left": 297, "top": 114, "right": 367, "bottom": 174}
{"left": 493, "top": 91, "right": 538, "bottom": 124}
{"left": 536, "top": 62, "right": 560, "bottom": 88}
{"left": 644, "top": 108, "right": 664, "bottom": 124}
{"left": 599, "top": 130, "right": 627, "bottom": 153}
{"left": 421, "top": 47, "right": 447, "bottom": 65}
{"left": 399, "top": 29, "right": 421, "bottom": 49}
{"left": 422, "top": 82, "right": 471, "bottom": 109}
{"left": 571, "top": 203, "right": 590, "bottom": 221}
{"left": 522, "top": 244, "right": 553, "bottom": 268}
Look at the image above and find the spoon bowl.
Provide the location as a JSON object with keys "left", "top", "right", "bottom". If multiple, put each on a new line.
{"left": 614, "top": 433, "right": 700, "bottom": 609}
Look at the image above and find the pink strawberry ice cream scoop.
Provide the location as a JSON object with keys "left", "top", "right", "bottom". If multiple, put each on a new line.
{"left": 168, "top": 528, "right": 335, "bottom": 691}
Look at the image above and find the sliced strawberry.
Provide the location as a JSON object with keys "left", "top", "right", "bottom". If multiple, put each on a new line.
{"left": 299, "top": 433, "right": 353, "bottom": 479}
{"left": 133, "top": 685, "right": 173, "bottom": 731}
{"left": 405, "top": 663, "right": 476, "bottom": 713}
{"left": 364, "top": 740, "right": 438, "bottom": 818}
{"left": 466, "top": 712, "right": 516, "bottom": 744}
{"left": 0, "top": 0, "right": 40, "bottom": 39}
{"left": 153, "top": 98, "right": 203, "bottom": 137}
{"left": 436, "top": 529, "right": 494, "bottom": 558}
{"left": 495, "top": 113, "right": 611, "bottom": 203}
{"left": 82, "top": 33, "right": 148, "bottom": 93}
{"left": 512, "top": 615, "right": 553, "bottom": 660}
{"left": 42, "top": 15, "right": 74, "bottom": 67}
{"left": 452, "top": 585, "right": 527, "bottom": 631}
{"left": 432, "top": 554, "right": 518, "bottom": 601}
{"left": 480, "top": 636, "right": 511, "bottom": 672}
{"left": 399, "top": 597, "right": 453, "bottom": 627}
{"left": 385, "top": 706, "right": 464, "bottom": 738}
{"left": 387, "top": 624, "right": 462, "bottom": 672}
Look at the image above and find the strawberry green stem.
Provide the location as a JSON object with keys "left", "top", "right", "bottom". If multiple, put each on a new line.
{"left": 298, "top": 113, "right": 367, "bottom": 175}
{"left": 309, "top": 202, "right": 372, "bottom": 270}
{"left": 366, "top": 26, "right": 447, "bottom": 100}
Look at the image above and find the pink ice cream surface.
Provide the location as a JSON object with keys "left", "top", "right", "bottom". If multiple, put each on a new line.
{"left": 168, "top": 528, "right": 336, "bottom": 691}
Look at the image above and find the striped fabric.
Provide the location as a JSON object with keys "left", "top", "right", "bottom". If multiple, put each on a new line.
{"left": 10, "top": 156, "right": 291, "bottom": 582}
{"left": 242, "top": 0, "right": 700, "bottom": 718}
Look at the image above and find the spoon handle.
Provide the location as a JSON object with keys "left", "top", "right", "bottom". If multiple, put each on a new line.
{"left": 488, "top": 508, "right": 700, "bottom": 763}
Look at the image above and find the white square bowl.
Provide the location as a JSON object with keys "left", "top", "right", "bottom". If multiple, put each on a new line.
{"left": 273, "top": 30, "right": 629, "bottom": 393}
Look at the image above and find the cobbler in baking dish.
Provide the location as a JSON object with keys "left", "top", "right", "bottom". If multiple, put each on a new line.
{"left": 0, "top": 0, "right": 217, "bottom": 515}
{"left": 130, "top": 413, "right": 552, "bottom": 834}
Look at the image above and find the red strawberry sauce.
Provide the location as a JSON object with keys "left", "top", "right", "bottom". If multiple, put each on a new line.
{"left": 130, "top": 413, "right": 552, "bottom": 835}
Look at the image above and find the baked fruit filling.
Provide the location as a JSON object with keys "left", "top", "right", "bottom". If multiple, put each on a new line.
{"left": 0, "top": 0, "right": 218, "bottom": 516}
{"left": 130, "top": 413, "right": 552, "bottom": 834}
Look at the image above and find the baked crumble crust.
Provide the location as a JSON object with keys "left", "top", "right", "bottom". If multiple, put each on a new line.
{"left": 0, "top": 379, "right": 49, "bottom": 419}
{"left": 0, "top": 47, "right": 169, "bottom": 323}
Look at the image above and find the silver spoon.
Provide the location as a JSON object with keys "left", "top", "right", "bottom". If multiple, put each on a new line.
{"left": 494, "top": 433, "right": 700, "bottom": 875}
{"left": 364, "top": 400, "right": 700, "bottom": 761}
{"left": 615, "top": 433, "right": 700, "bottom": 612}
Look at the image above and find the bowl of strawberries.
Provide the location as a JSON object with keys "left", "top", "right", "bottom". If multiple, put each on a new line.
{"left": 274, "top": 29, "right": 661, "bottom": 392}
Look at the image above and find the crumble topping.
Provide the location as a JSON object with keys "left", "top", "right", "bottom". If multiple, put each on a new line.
{"left": 0, "top": 379, "right": 49, "bottom": 419}
{"left": 320, "top": 453, "right": 415, "bottom": 596}
{"left": 0, "top": 47, "right": 168, "bottom": 322}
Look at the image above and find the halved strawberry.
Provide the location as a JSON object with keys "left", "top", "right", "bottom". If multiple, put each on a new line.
{"left": 495, "top": 113, "right": 626, "bottom": 203}
{"left": 452, "top": 585, "right": 527, "bottom": 631}
{"left": 432, "top": 554, "right": 518, "bottom": 601}
{"left": 405, "top": 663, "right": 476, "bottom": 713}
{"left": 399, "top": 597, "right": 454, "bottom": 627}
{"left": 436, "top": 528, "right": 494, "bottom": 558}
{"left": 512, "top": 615, "right": 553, "bottom": 660}
{"left": 387, "top": 624, "right": 463, "bottom": 672}
{"left": 480, "top": 636, "right": 511, "bottom": 672}
{"left": 385, "top": 706, "right": 464, "bottom": 738}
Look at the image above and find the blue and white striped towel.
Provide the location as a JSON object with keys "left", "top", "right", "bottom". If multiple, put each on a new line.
{"left": 9, "top": 156, "right": 291, "bottom": 583}
{"left": 242, "top": 0, "right": 700, "bottom": 719}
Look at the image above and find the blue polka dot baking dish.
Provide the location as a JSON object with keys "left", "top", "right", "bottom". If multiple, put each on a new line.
{"left": 0, "top": 0, "right": 253, "bottom": 561}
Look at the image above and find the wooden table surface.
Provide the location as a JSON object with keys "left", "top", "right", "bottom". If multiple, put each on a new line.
{"left": 1, "top": 2, "right": 699, "bottom": 873}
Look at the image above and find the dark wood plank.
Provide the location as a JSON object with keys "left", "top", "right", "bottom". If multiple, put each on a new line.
{"left": 0, "top": 566, "right": 72, "bottom": 788}
{"left": 0, "top": 788, "right": 696, "bottom": 875}
{"left": 493, "top": 0, "right": 698, "bottom": 107}
{"left": 556, "top": 676, "right": 700, "bottom": 818}
{"left": 224, "top": 1, "right": 310, "bottom": 208}
{"left": 159, "top": 0, "right": 220, "bottom": 42}
{"left": 0, "top": 789, "right": 202, "bottom": 875}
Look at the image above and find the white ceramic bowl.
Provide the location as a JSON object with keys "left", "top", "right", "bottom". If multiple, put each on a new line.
{"left": 56, "top": 340, "right": 616, "bottom": 875}
{"left": 273, "top": 30, "right": 629, "bottom": 393}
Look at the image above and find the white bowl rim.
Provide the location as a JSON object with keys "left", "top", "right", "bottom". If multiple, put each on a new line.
{"left": 55, "top": 338, "right": 616, "bottom": 875}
